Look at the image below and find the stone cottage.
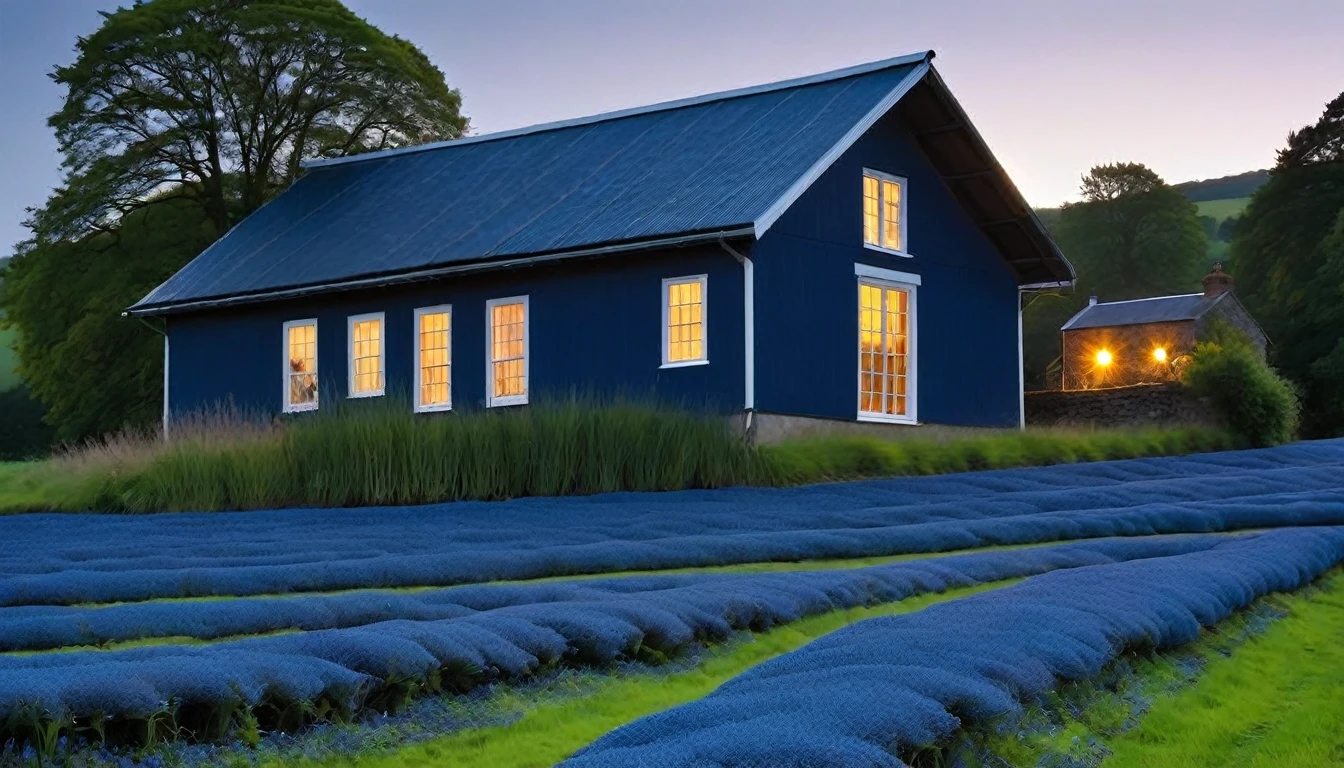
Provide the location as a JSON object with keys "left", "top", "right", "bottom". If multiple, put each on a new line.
{"left": 1058, "top": 264, "right": 1267, "bottom": 391}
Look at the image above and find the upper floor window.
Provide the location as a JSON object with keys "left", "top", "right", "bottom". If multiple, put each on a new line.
{"left": 348, "top": 312, "right": 385, "bottom": 398}
{"left": 487, "top": 296, "right": 528, "bottom": 406}
{"left": 415, "top": 305, "right": 452, "bottom": 412}
{"left": 283, "top": 319, "right": 318, "bottom": 412}
{"left": 862, "top": 169, "right": 906, "bottom": 254}
{"left": 662, "top": 275, "right": 708, "bottom": 367}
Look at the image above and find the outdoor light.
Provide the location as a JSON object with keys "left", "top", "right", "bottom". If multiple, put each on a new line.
{"left": 1153, "top": 347, "right": 1168, "bottom": 362}
{"left": 1095, "top": 350, "right": 1113, "bottom": 366}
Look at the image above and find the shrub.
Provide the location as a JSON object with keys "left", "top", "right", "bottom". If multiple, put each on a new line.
{"left": 1181, "top": 339, "right": 1299, "bottom": 447}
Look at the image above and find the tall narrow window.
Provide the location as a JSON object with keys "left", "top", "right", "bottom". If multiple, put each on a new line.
{"left": 862, "top": 170, "right": 906, "bottom": 254}
{"left": 348, "top": 312, "right": 385, "bottom": 398}
{"left": 487, "top": 296, "right": 528, "bottom": 407}
{"left": 415, "top": 305, "right": 452, "bottom": 412}
{"left": 662, "top": 275, "right": 708, "bottom": 367}
{"left": 283, "top": 319, "right": 318, "bottom": 413}
{"left": 857, "top": 275, "right": 916, "bottom": 422}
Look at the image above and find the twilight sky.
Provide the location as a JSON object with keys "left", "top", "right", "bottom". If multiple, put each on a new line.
{"left": 0, "top": 0, "right": 1340, "bottom": 252}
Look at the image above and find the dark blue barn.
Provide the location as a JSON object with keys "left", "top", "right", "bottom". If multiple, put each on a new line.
{"left": 129, "top": 51, "right": 1073, "bottom": 433}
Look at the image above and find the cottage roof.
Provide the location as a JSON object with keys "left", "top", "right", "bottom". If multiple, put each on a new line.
{"left": 1061, "top": 293, "right": 1223, "bottom": 331}
{"left": 129, "top": 51, "right": 1072, "bottom": 316}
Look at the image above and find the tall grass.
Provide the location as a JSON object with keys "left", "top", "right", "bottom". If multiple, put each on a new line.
{"left": 0, "top": 399, "right": 1238, "bottom": 514}
{"left": 84, "top": 399, "right": 759, "bottom": 512}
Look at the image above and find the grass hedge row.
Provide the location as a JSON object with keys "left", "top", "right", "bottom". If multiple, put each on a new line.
{"left": 0, "top": 399, "right": 1238, "bottom": 514}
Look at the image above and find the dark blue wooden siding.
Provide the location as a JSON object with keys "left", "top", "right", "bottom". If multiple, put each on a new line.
{"left": 754, "top": 110, "right": 1022, "bottom": 427}
{"left": 167, "top": 246, "right": 744, "bottom": 418}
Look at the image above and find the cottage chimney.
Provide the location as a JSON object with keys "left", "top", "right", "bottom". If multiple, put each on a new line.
{"left": 1088, "top": 295, "right": 1098, "bottom": 306}
{"left": 1203, "top": 262, "right": 1234, "bottom": 298}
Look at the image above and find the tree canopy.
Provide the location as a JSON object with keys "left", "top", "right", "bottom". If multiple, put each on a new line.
{"left": 34, "top": 0, "right": 468, "bottom": 242}
{"left": 4, "top": 0, "right": 468, "bottom": 443}
{"left": 1056, "top": 163, "right": 1207, "bottom": 301}
{"left": 1078, "top": 162, "right": 1166, "bottom": 202}
{"left": 2, "top": 195, "right": 223, "bottom": 441}
{"left": 1232, "top": 90, "right": 1344, "bottom": 435}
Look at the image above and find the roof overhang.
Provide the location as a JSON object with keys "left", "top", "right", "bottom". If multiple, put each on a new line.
{"left": 124, "top": 227, "right": 754, "bottom": 317}
{"left": 898, "top": 68, "right": 1075, "bottom": 287}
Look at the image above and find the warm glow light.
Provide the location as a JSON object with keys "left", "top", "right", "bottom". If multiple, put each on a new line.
{"left": 1095, "top": 349, "right": 1113, "bottom": 366}
{"left": 1153, "top": 347, "right": 1168, "bottom": 362}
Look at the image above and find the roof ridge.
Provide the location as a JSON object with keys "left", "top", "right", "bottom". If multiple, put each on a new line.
{"left": 1092, "top": 292, "right": 1203, "bottom": 306}
{"left": 302, "top": 51, "right": 934, "bottom": 170}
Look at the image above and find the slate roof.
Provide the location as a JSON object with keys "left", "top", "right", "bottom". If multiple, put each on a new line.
{"left": 129, "top": 51, "right": 1072, "bottom": 316}
{"left": 1061, "top": 293, "right": 1220, "bottom": 331}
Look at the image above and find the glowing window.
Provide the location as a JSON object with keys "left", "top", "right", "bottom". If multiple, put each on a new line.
{"left": 348, "top": 313, "right": 385, "bottom": 398}
{"left": 283, "top": 319, "right": 318, "bottom": 413}
{"left": 662, "top": 275, "right": 707, "bottom": 366}
{"left": 862, "top": 170, "right": 906, "bottom": 253}
{"left": 487, "top": 296, "right": 528, "bottom": 406}
{"left": 858, "top": 279, "right": 916, "bottom": 421}
{"left": 415, "top": 306, "right": 452, "bottom": 412}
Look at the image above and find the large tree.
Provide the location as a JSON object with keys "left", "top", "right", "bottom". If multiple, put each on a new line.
{"left": 34, "top": 0, "right": 467, "bottom": 241}
{"left": 1022, "top": 163, "right": 1208, "bottom": 388}
{"left": 3, "top": 194, "right": 222, "bottom": 441}
{"left": 5, "top": 0, "right": 467, "bottom": 441}
{"left": 1231, "top": 91, "right": 1344, "bottom": 436}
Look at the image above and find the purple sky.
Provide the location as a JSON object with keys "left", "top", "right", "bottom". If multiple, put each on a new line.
{"left": 1, "top": 0, "right": 1340, "bottom": 252}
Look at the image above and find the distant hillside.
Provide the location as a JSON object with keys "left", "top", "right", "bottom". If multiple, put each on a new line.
{"left": 1034, "top": 170, "right": 1266, "bottom": 227}
{"left": 1173, "top": 170, "right": 1268, "bottom": 202}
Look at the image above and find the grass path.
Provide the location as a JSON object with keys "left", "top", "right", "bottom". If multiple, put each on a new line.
{"left": 276, "top": 581, "right": 1014, "bottom": 768}
{"left": 1103, "top": 570, "right": 1344, "bottom": 767}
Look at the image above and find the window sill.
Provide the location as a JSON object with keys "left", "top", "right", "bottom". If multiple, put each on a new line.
{"left": 487, "top": 396, "right": 529, "bottom": 408}
{"left": 348, "top": 391, "right": 384, "bottom": 399}
{"left": 660, "top": 359, "right": 710, "bottom": 369}
{"left": 414, "top": 404, "right": 453, "bottom": 414}
{"left": 857, "top": 412, "right": 918, "bottom": 425}
{"left": 863, "top": 243, "right": 913, "bottom": 258}
{"left": 283, "top": 403, "right": 319, "bottom": 414}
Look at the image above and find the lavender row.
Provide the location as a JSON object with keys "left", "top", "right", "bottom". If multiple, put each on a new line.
{"left": 565, "top": 526, "right": 1344, "bottom": 767}
{"left": 0, "top": 535, "right": 1231, "bottom": 726}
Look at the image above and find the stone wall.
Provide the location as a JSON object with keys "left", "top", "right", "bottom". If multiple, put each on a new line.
{"left": 1025, "top": 383, "right": 1220, "bottom": 429}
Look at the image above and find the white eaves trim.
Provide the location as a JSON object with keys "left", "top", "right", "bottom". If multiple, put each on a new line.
{"left": 753, "top": 61, "right": 931, "bottom": 239}
{"left": 304, "top": 52, "right": 934, "bottom": 170}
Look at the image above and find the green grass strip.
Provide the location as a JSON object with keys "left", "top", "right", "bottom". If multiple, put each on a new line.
{"left": 278, "top": 581, "right": 1014, "bottom": 768}
{"left": 1103, "top": 569, "right": 1344, "bottom": 768}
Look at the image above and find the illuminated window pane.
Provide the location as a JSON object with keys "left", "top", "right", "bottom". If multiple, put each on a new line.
{"left": 858, "top": 282, "right": 911, "bottom": 418}
{"left": 863, "top": 171, "right": 905, "bottom": 252}
{"left": 489, "top": 299, "right": 527, "bottom": 403}
{"left": 417, "top": 309, "right": 451, "bottom": 409}
{"left": 349, "top": 317, "right": 384, "bottom": 396}
{"left": 285, "top": 320, "right": 318, "bottom": 410}
{"left": 665, "top": 276, "right": 707, "bottom": 364}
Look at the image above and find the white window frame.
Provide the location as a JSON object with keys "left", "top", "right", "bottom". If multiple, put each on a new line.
{"left": 862, "top": 168, "right": 909, "bottom": 257}
{"left": 282, "top": 318, "right": 319, "bottom": 414}
{"left": 660, "top": 274, "right": 709, "bottom": 368}
{"left": 486, "top": 295, "right": 530, "bottom": 407}
{"left": 414, "top": 304, "right": 453, "bottom": 413}
{"left": 855, "top": 264, "right": 919, "bottom": 424}
{"left": 347, "top": 311, "right": 386, "bottom": 399}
